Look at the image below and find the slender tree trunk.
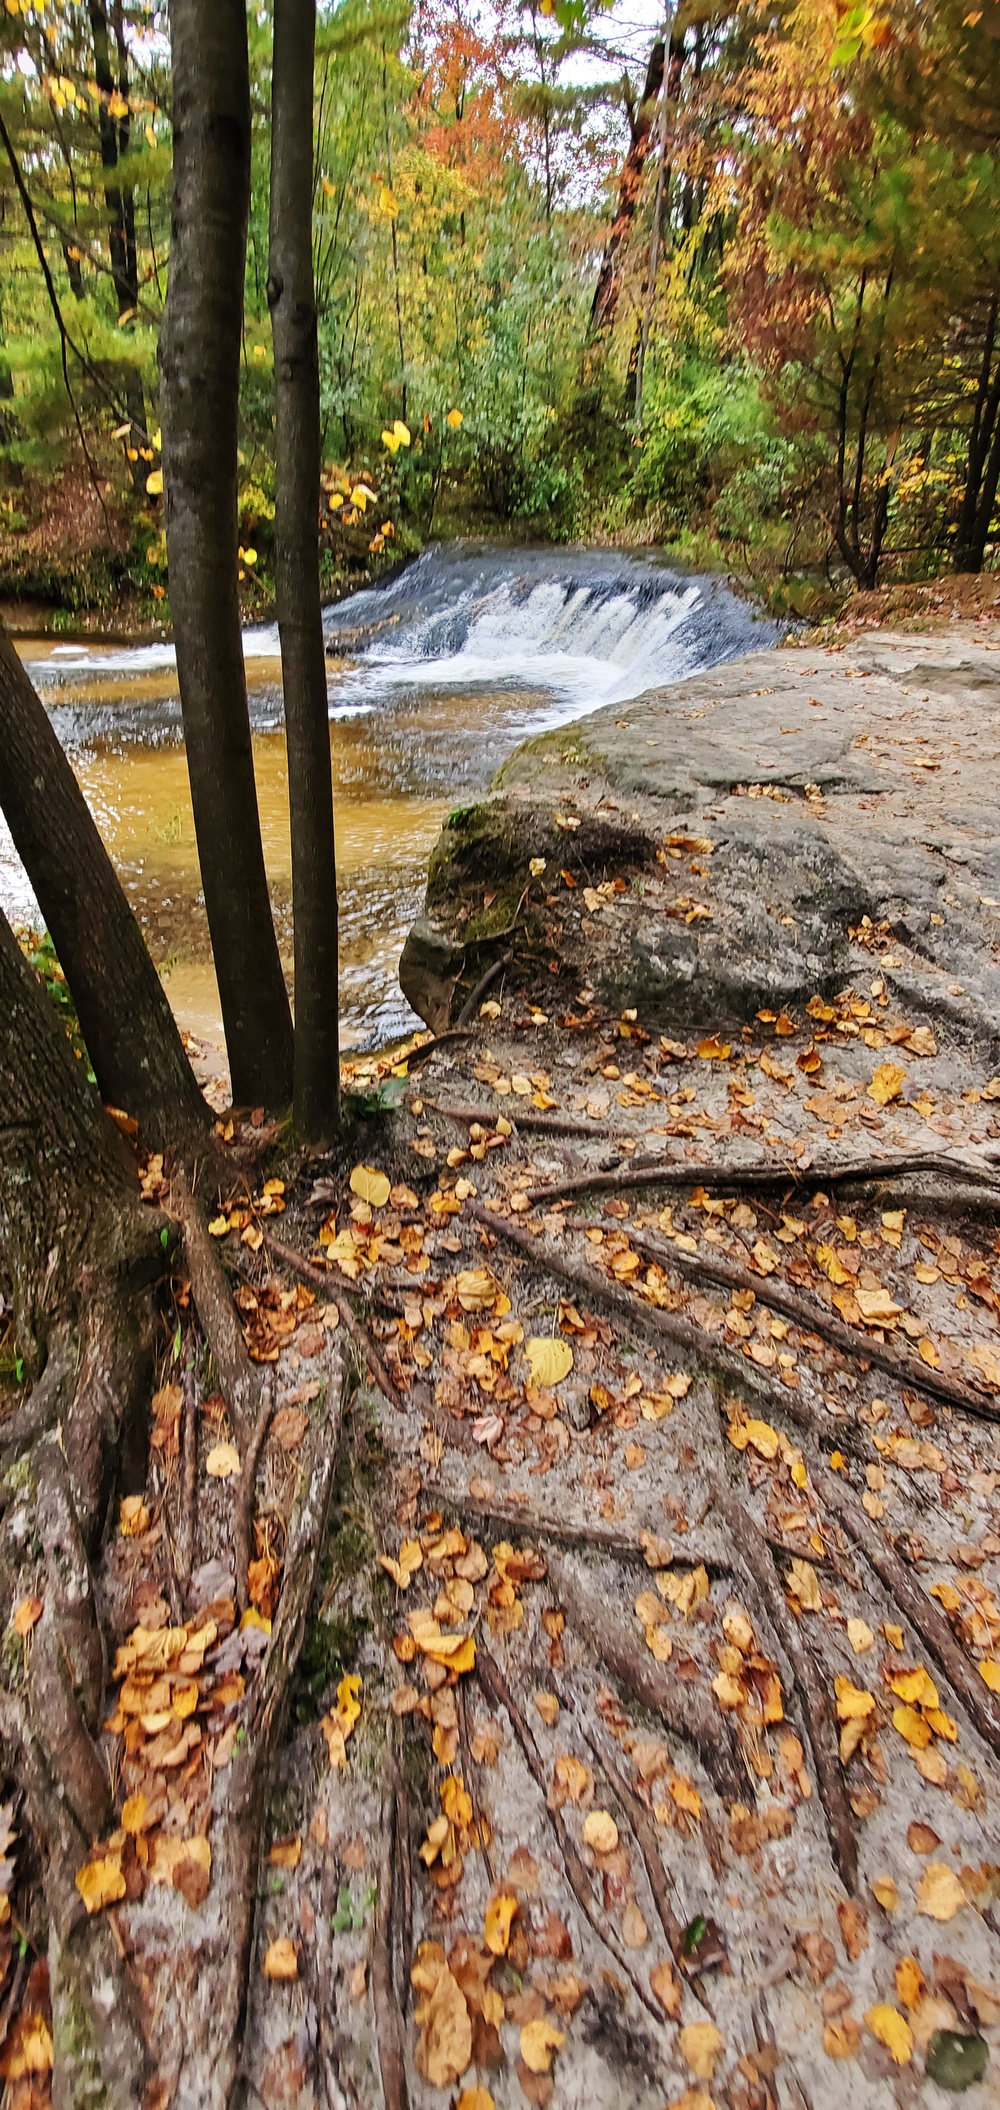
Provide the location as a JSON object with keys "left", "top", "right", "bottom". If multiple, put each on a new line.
{"left": 590, "top": 37, "right": 666, "bottom": 337}
{"left": 0, "top": 622, "right": 207, "bottom": 1147}
{"left": 268, "top": 0, "right": 340, "bottom": 1142}
{"left": 954, "top": 297, "right": 1000, "bottom": 571}
{"left": 87, "top": 0, "right": 147, "bottom": 492}
{"left": 160, "top": 0, "right": 294, "bottom": 1110}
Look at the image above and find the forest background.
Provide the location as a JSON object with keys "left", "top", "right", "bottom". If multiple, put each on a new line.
{"left": 0, "top": 0, "right": 997, "bottom": 628}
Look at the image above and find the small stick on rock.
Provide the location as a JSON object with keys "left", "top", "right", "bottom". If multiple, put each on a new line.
{"left": 454, "top": 949, "right": 514, "bottom": 1027}
{"left": 263, "top": 1231, "right": 405, "bottom": 1409}
{"left": 424, "top": 1099, "right": 609, "bottom": 1138}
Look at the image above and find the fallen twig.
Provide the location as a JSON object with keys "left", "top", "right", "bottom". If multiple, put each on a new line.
{"left": 526, "top": 1148, "right": 1000, "bottom": 1209}
{"left": 403, "top": 1027, "right": 473, "bottom": 1072}
{"left": 424, "top": 1098, "right": 609, "bottom": 1137}
{"left": 454, "top": 949, "right": 514, "bottom": 1027}
{"left": 712, "top": 1485, "right": 857, "bottom": 1893}
{"left": 476, "top": 1643, "right": 665, "bottom": 2026}
{"left": 817, "top": 1465, "right": 1000, "bottom": 1760}
{"left": 428, "top": 1484, "right": 728, "bottom": 1571}
{"left": 545, "top": 1549, "right": 744, "bottom": 1803}
{"left": 619, "top": 1222, "right": 1000, "bottom": 1428}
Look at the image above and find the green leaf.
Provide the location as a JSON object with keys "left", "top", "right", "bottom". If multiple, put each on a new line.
{"left": 925, "top": 2033, "right": 989, "bottom": 2092}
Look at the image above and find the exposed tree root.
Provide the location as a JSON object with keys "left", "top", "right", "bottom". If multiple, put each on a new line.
{"left": 620, "top": 1222, "right": 1000, "bottom": 1426}
{"left": 234, "top": 1374, "right": 276, "bottom": 1614}
{"left": 171, "top": 1170, "right": 261, "bottom": 1446}
{"left": 431, "top": 1485, "right": 726, "bottom": 1571}
{"left": 712, "top": 1485, "right": 858, "bottom": 1894}
{"left": 476, "top": 1642, "right": 665, "bottom": 2026}
{"left": 817, "top": 1465, "right": 1000, "bottom": 1759}
{"left": 176, "top": 1344, "right": 199, "bottom": 1593}
{"left": 526, "top": 1148, "right": 1000, "bottom": 1208}
{"left": 152, "top": 1339, "right": 347, "bottom": 2108}
{"left": 263, "top": 1230, "right": 405, "bottom": 1408}
{"left": 545, "top": 1551, "right": 745, "bottom": 1803}
{"left": 466, "top": 1199, "right": 789, "bottom": 1411}
{"left": 371, "top": 1771, "right": 411, "bottom": 2110}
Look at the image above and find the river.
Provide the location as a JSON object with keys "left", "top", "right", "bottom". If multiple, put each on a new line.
{"left": 1, "top": 543, "right": 779, "bottom": 1055}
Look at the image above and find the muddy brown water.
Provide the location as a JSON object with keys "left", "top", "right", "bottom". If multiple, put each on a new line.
{"left": 1, "top": 548, "right": 778, "bottom": 1057}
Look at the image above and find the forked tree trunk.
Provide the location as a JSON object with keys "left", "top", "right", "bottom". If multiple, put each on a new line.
{"left": 0, "top": 622, "right": 208, "bottom": 1148}
{"left": 160, "top": 0, "right": 294, "bottom": 1110}
{"left": 269, "top": 0, "right": 341, "bottom": 1142}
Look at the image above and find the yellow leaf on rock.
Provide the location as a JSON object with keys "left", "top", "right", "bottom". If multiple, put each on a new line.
{"left": 412, "top": 1944, "right": 472, "bottom": 2087}
{"left": 697, "top": 1034, "right": 731, "bottom": 1060}
{"left": 787, "top": 1558, "right": 821, "bottom": 1611}
{"left": 12, "top": 1596, "right": 42, "bottom": 1638}
{"left": 889, "top": 1665, "right": 938, "bottom": 1708}
{"left": 893, "top": 1704, "right": 932, "bottom": 1748}
{"left": 895, "top": 1956, "right": 925, "bottom": 2010}
{"left": 75, "top": 1854, "right": 126, "bottom": 1914}
{"left": 378, "top": 1540, "right": 423, "bottom": 1589}
{"left": 978, "top": 1658, "right": 1000, "bottom": 1693}
{"left": 868, "top": 1062, "right": 907, "bottom": 1105}
{"left": 847, "top": 1619, "right": 874, "bottom": 1654}
{"left": 917, "top": 1862, "right": 966, "bottom": 1920}
{"left": 835, "top": 1677, "right": 876, "bottom": 1721}
{"left": 206, "top": 1442, "right": 240, "bottom": 1479}
{"left": 865, "top": 2005, "right": 912, "bottom": 2064}
{"left": 263, "top": 1938, "right": 298, "bottom": 1981}
{"left": 456, "top": 2092, "right": 493, "bottom": 2110}
{"left": 872, "top": 1875, "right": 899, "bottom": 1911}
{"left": 349, "top": 1164, "right": 390, "bottom": 1207}
{"left": 519, "top": 2018, "right": 566, "bottom": 2074}
{"left": 582, "top": 1810, "right": 619, "bottom": 1854}
{"left": 119, "top": 1494, "right": 150, "bottom": 1537}
{"left": 680, "top": 2020, "right": 724, "bottom": 2079}
{"left": 525, "top": 1337, "right": 573, "bottom": 1387}
{"left": 484, "top": 1892, "right": 518, "bottom": 1956}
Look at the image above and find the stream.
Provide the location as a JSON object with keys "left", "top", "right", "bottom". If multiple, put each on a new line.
{"left": 1, "top": 543, "right": 779, "bottom": 1055}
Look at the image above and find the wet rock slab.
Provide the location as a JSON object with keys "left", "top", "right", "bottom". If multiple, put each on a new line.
{"left": 401, "top": 625, "right": 1000, "bottom": 1050}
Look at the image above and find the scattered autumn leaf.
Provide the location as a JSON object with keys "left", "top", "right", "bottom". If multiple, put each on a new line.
{"left": 679, "top": 2020, "right": 724, "bottom": 2079}
{"left": 525, "top": 1337, "right": 573, "bottom": 1387}
{"left": 519, "top": 2018, "right": 566, "bottom": 2074}
{"left": 916, "top": 1862, "right": 966, "bottom": 1921}
{"left": 206, "top": 1442, "right": 240, "bottom": 1479}
{"left": 262, "top": 1938, "right": 298, "bottom": 1981}
{"left": 12, "top": 1596, "right": 42, "bottom": 1638}
{"left": 865, "top": 2004, "right": 912, "bottom": 2064}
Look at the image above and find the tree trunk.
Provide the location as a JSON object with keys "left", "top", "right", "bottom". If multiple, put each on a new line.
{"left": 87, "top": 0, "right": 147, "bottom": 493}
{"left": 0, "top": 621, "right": 208, "bottom": 1149}
{"left": 589, "top": 37, "right": 666, "bottom": 337}
{"left": 160, "top": 0, "right": 294, "bottom": 1110}
{"left": 268, "top": 0, "right": 341, "bottom": 1143}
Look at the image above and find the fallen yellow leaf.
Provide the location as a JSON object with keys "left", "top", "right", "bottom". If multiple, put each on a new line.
{"left": 916, "top": 1862, "right": 966, "bottom": 1920}
{"left": 872, "top": 1875, "right": 899, "bottom": 1911}
{"left": 865, "top": 2004, "right": 912, "bottom": 2064}
{"left": 75, "top": 1854, "right": 126, "bottom": 1914}
{"left": 12, "top": 1596, "right": 42, "bottom": 1638}
{"left": 582, "top": 1809, "right": 619, "bottom": 1854}
{"left": 680, "top": 2020, "right": 724, "bottom": 2078}
{"left": 206, "top": 1442, "right": 240, "bottom": 1479}
{"left": 519, "top": 2018, "right": 566, "bottom": 2074}
{"left": 525, "top": 1337, "right": 573, "bottom": 1387}
{"left": 349, "top": 1164, "right": 391, "bottom": 1208}
{"left": 847, "top": 1618, "right": 874, "bottom": 1654}
{"left": 262, "top": 1938, "right": 298, "bottom": 1980}
{"left": 484, "top": 1892, "right": 518, "bottom": 1956}
{"left": 868, "top": 1062, "right": 907, "bottom": 1105}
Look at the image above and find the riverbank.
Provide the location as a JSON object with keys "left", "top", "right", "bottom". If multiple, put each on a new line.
{"left": 401, "top": 611, "right": 1000, "bottom": 1062}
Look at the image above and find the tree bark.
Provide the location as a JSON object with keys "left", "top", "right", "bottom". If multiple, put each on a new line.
{"left": 268, "top": 0, "right": 341, "bottom": 1143}
{"left": 590, "top": 38, "right": 666, "bottom": 337}
{"left": 0, "top": 906, "right": 158, "bottom": 2097}
{"left": 0, "top": 621, "right": 208, "bottom": 1149}
{"left": 160, "top": 0, "right": 294, "bottom": 1110}
{"left": 88, "top": 0, "right": 147, "bottom": 491}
